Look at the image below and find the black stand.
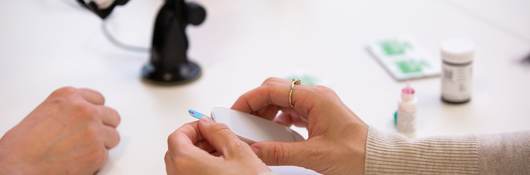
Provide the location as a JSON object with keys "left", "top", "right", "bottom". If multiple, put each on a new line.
{"left": 524, "top": 52, "right": 530, "bottom": 64}
{"left": 142, "top": 0, "right": 206, "bottom": 85}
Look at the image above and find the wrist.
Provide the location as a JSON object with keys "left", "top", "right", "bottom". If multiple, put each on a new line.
{"left": 0, "top": 157, "right": 36, "bottom": 175}
{"left": 341, "top": 121, "right": 368, "bottom": 175}
{"left": 0, "top": 140, "right": 9, "bottom": 175}
{"left": 0, "top": 146, "right": 31, "bottom": 175}
{"left": 0, "top": 156, "right": 20, "bottom": 175}
{"left": 0, "top": 156, "right": 17, "bottom": 175}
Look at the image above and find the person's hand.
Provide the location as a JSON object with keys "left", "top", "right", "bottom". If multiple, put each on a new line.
{"left": 0, "top": 87, "right": 121, "bottom": 175}
{"left": 231, "top": 77, "right": 369, "bottom": 175}
{"left": 165, "top": 118, "right": 270, "bottom": 175}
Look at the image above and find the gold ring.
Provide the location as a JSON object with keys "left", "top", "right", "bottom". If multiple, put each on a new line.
{"left": 289, "top": 79, "right": 301, "bottom": 108}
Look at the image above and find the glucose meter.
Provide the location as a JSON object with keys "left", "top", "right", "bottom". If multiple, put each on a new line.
{"left": 188, "top": 107, "right": 305, "bottom": 144}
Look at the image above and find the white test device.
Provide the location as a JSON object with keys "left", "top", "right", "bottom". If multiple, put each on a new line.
{"left": 189, "top": 107, "right": 305, "bottom": 144}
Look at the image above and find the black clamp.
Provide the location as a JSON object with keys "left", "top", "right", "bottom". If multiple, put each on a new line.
{"left": 76, "top": 0, "right": 129, "bottom": 19}
{"left": 142, "top": 0, "right": 207, "bottom": 85}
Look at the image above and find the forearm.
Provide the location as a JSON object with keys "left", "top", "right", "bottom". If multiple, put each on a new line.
{"left": 0, "top": 154, "right": 22, "bottom": 175}
{"left": 477, "top": 131, "right": 530, "bottom": 174}
{"left": 0, "top": 139, "right": 9, "bottom": 175}
{"left": 0, "top": 156, "right": 18, "bottom": 175}
{"left": 0, "top": 136, "right": 14, "bottom": 175}
{"left": 0, "top": 140, "right": 28, "bottom": 175}
{"left": 364, "top": 128, "right": 479, "bottom": 174}
{"left": 364, "top": 128, "right": 530, "bottom": 175}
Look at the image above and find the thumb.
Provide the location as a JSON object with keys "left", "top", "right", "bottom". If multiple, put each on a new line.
{"left": 251, "top": 141, "right": 317, "bottom": 168}
{"left": 198, "top": 118, "right": 252, "bottom": 158}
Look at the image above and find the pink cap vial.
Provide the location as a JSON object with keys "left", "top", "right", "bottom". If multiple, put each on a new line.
{"left": 401, "top": 86, "right": 415, "bottom": 101}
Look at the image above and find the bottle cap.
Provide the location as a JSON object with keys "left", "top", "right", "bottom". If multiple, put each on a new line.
{"left": 441, "top": 38, "right": 475, "bottom": 64}
{"left": 401, "top": 86, "right": 415, "bottom": 101}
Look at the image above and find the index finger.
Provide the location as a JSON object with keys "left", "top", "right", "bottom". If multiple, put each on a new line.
{"left": 231, "top": 79, "right": 317, "bottom": 119}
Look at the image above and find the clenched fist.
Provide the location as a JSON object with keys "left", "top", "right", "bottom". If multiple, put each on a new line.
{"left": 0, "top": 87, "right": 121, "bottom": 175}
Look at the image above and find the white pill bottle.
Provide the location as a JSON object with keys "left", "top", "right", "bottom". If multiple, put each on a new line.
{"left": 397, "top": 86, "right": 417, "bottom": 133}
{"left": 440, "top": 38, "right": 475, "bottom": 104}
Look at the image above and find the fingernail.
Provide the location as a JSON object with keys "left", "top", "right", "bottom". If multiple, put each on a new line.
{"left": 251, "top": 144, "right": 260, "bottom": 153}
{"left": 199, "top": 117, "right": 212, "bottom": 124}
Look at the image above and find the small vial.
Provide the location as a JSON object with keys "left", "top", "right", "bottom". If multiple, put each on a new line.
{"left": 440, "top": 38, "right": 475, "bottom": 104}
{"left": 396, "top": 86, "right": 417, "bottom": 133}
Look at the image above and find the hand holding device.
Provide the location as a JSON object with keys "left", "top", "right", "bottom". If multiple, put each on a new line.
{"left": 165, "top": 119, "right": 270, "bottom": 175}
{"left": 231, "top": 77, "right": 369, "bottom": 175}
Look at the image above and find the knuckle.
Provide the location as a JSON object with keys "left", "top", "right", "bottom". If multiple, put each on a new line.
{"left": 313, "top": 85, "right": 339, "bottom": 104}
{"left": 262, "top": 77, "right": 282, "bottom": 86}
{"left": 314, "top": 85, "right": 335, "bottom": 94}
{"left": 167, "top": 132, "right": 178, "bottom": 148}
{"left": 210, "top": 123, "right": 231, "bottom": 135}
{"left": 167, "top": 132, "right": 186, "bottom": 154}
{"left": 46, "top": 95, "right": 67, "bottom": 106}
{"left": 74, "top": 102, "right": 98, "bottom": 119}
{"left": 83, "top": 88, "right": 103, "bottom": 96}
{"left": 271, "top": 144, "right": 288, "bottom": 165}
{"left": 215, "top": 122, "right": 230, "bottom": 130}
{"left": 307, "top": 146, "right": 325, "bottom": 161}
{"left": 86, "top": 124, "right": 101, "bottom": 140}
{"left": 107, "top": 107, "right": 122, "bottom": 125}
{"left": 110, "top": 129, "right": 120, "bottom": 148}
{"left": 83, "top": 88, "right": 106, "bottom": 103}
{"left": 115, "top": 114, "right": 122, "bottom": 126}
{"left": 164, "top": 151, "right": 172, "bottom": 162}
{"left": 92, "top": 148, "right": 108, "bottom": 167}
{"left": 164, "top": 151, "right": 176, "bottom": 164}
{"left": 172, "top": 156, "right": 193, "bottom": 170}
{"left": 226, "top": 139, "right": 245, "bottom": 151}
{"left": 210, "top": 122, "right": 229, "bottom": 131}
{"left": 50, "top": 86, "right": 77, "bottom": 98}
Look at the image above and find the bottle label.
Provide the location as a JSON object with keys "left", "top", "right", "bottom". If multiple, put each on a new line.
{"left": 441, "top": 63, "right": 472, "bottom": 102}
{"left": 397, "top": 110, "right": 415, "bottom": 133}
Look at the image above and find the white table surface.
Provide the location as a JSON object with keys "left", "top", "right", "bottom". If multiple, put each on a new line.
{"left": 1, "top": 0, "right": 529, "bottom": 174}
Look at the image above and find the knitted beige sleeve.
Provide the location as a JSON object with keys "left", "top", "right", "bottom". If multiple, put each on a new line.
{"left": 364, "top": 128, "right": 530, "bottom": 175}
{"left": 364, "top": 128, "right": 479, "bottom": 174}
{"left": 477, "top": 131, "right": 530, "bottom": 175}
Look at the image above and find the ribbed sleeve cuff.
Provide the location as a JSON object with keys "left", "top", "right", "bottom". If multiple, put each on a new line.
{"left": 364, "top": 128, "right": 479, "bottom": 175}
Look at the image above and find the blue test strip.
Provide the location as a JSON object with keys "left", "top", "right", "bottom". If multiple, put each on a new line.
{"left": 188, "top": 109, "right": 209, "bottom": 119}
